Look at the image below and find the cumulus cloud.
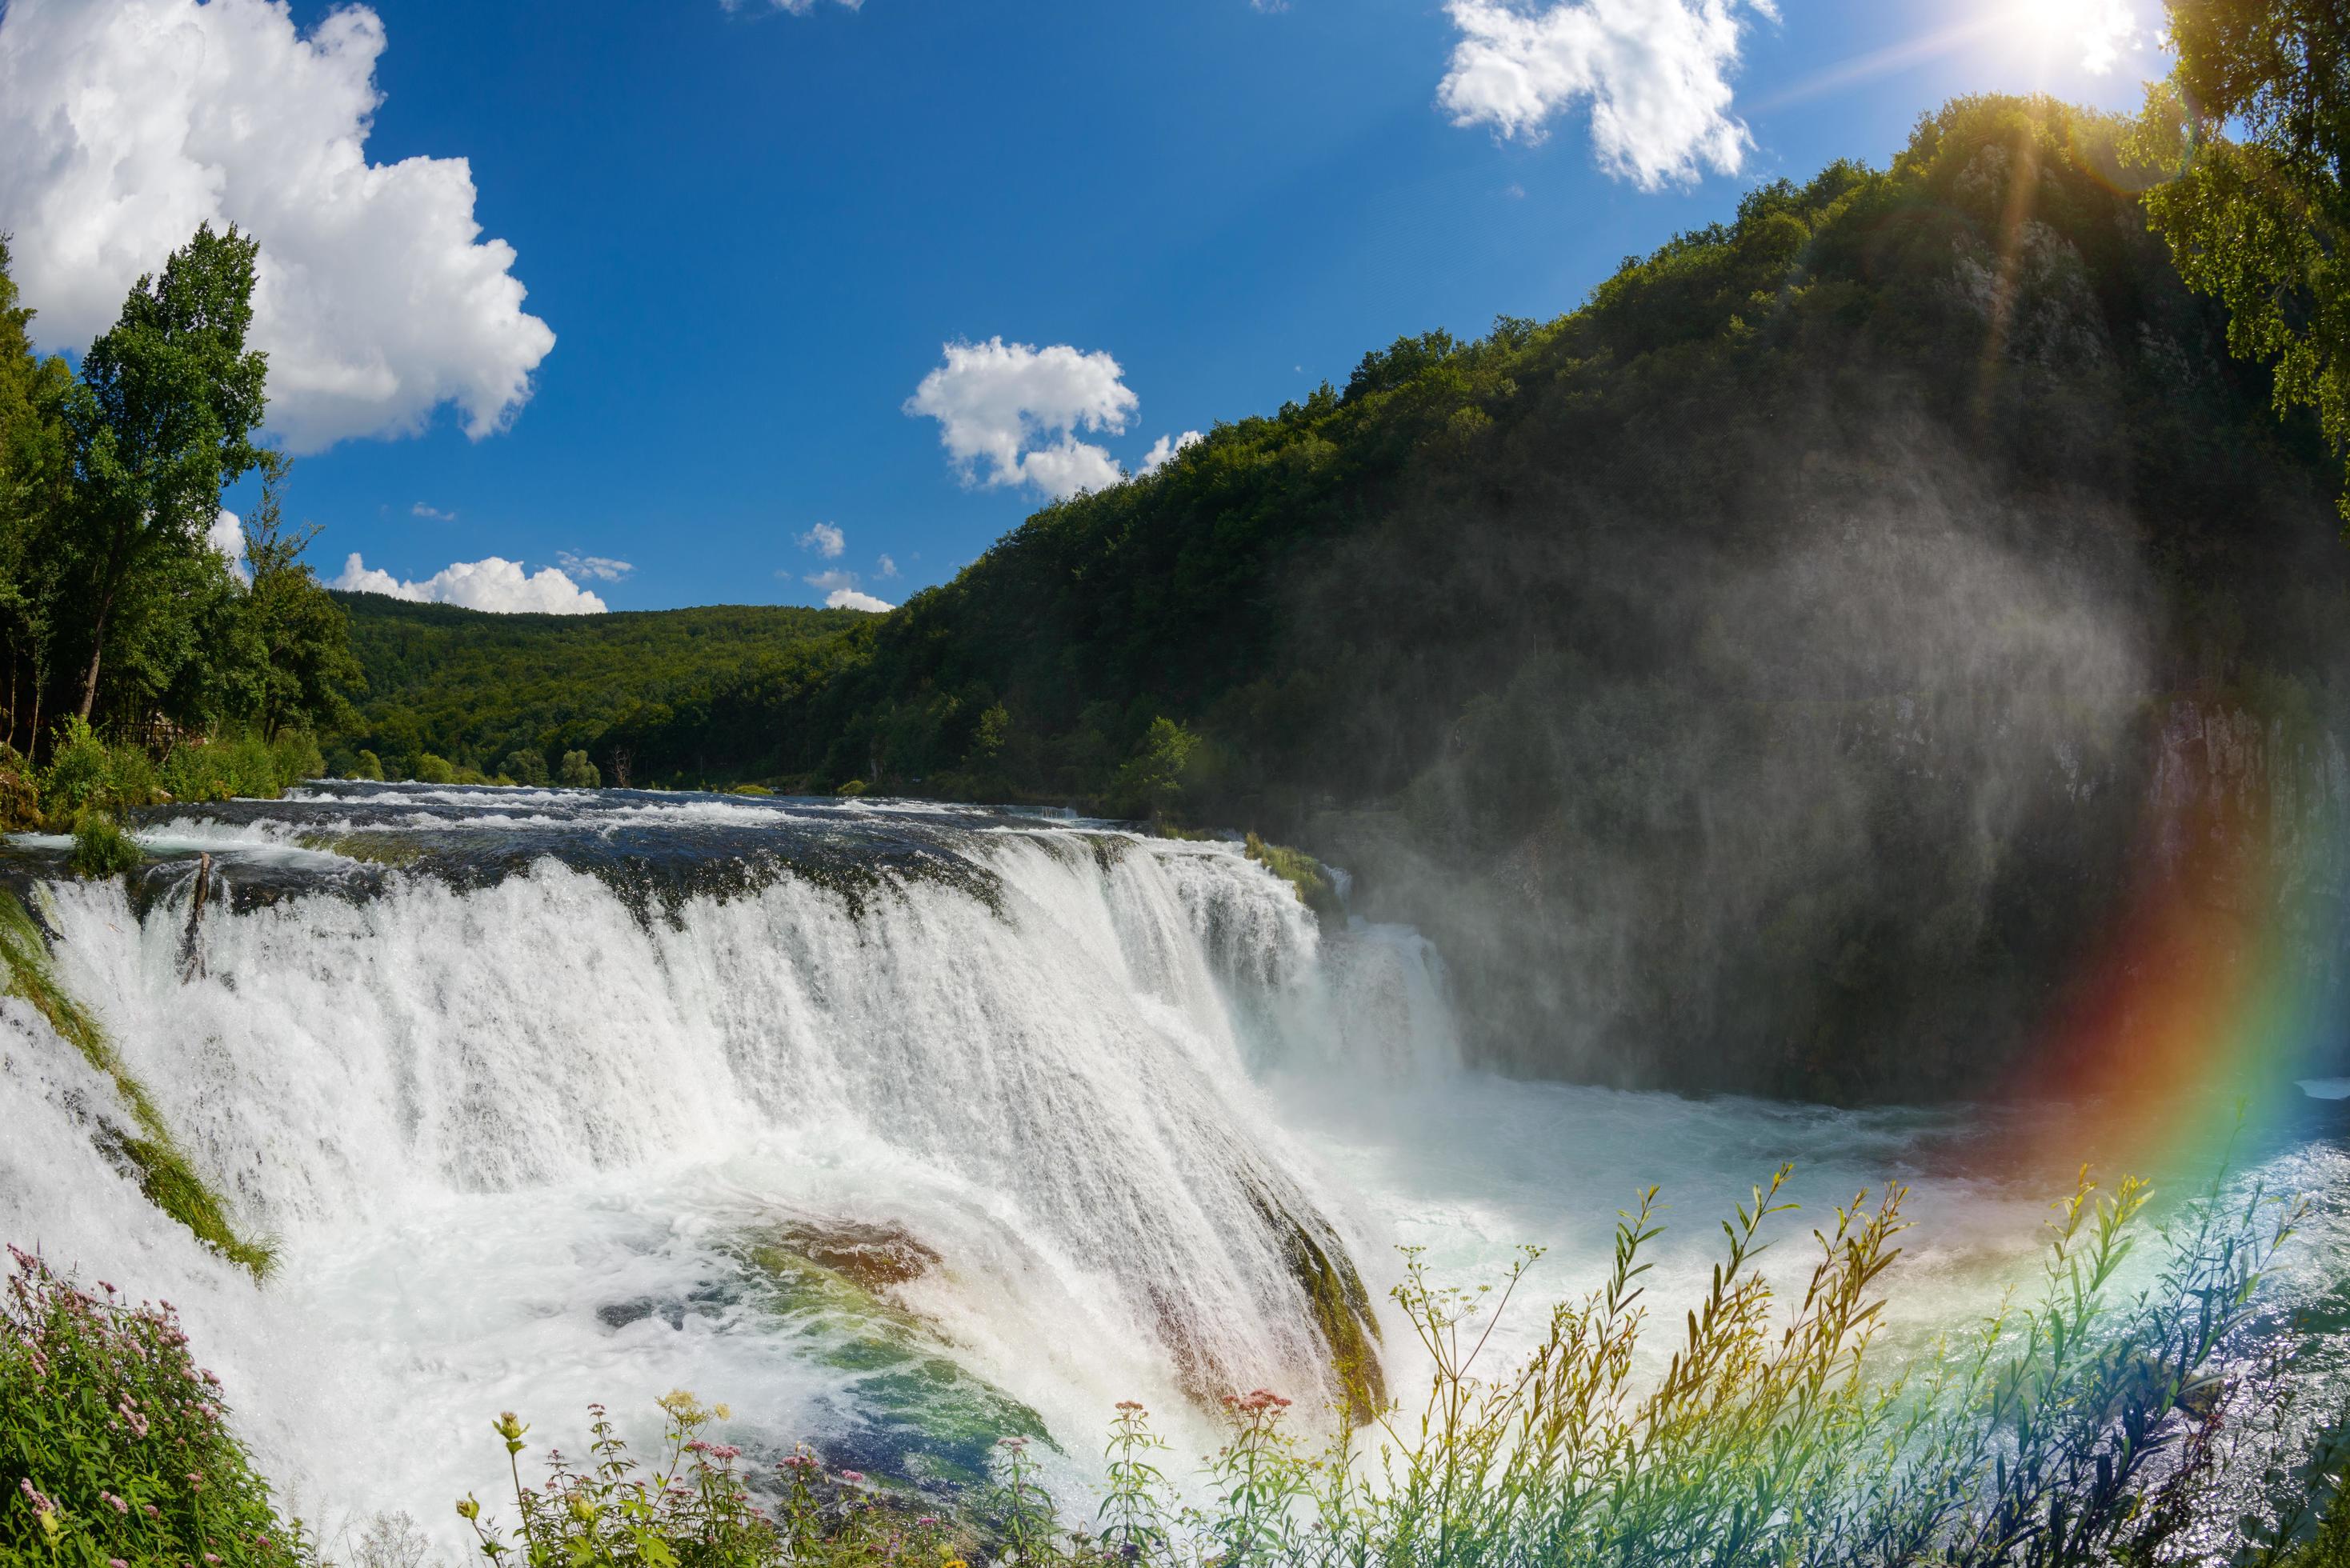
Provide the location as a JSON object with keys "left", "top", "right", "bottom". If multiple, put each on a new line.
{"left": 557, "top": 551, "right": 635, "bottom": 582}
{"left": 795, "top": 566, "right": 895, "bottom": 613}
{"left": 2071, "top": 0, "right": 2140, "bottom": 73}
{"left": 0, "top": 0, "right": 555, "bottom": 453}
{"left": 905, "top": 338, "right": 1139, "bottom": 499}
{"left": 412, "top": 502, "right": 456, "bottom": 521}
{"left": 1438, "top": 0, "right": 1773, "bottom": 188}
{"left": 334, "top": 554, "right": 607, "bottom": 614}
{"left": 1139, "top": 430, "right": 1203, "bottom": 477}
{"left": 208, "top": 508, "right": 249, "bottom": 583}
{"left": 796, "top": 522, "right": 846, "bottom": 558}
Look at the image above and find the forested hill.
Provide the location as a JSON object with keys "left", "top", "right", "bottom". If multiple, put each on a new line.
{"left": 347, "top": 94, "right": 2350, "bottom": 1102}
{"left": 331, "top": 594, "right": 859, "bottom": 786}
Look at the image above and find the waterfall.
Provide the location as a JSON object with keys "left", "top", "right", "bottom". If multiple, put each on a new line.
{"left": 0, "top": 789, "right": 1463, "bottom": 1531}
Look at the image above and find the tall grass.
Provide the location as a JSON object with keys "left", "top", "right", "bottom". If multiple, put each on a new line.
{"left": 442, "top": 1163, "right": 2328, "bottom": 1567}
{"left": 5, "top": 1162, "right": 2339, "bottom": 1566}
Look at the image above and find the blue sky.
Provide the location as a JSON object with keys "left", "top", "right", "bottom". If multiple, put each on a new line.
{"left": 0, "top": 0, "right": 2158, "bottom": 614}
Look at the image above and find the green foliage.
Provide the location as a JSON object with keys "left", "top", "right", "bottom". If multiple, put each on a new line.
{"left": 158, "top": 729, "right": 315, "bottom": 803}
{"left": 0, "top": 745, "right": 36, "bottom": 831}
{"left": 0, "top": 230, "right": 358, "bottom": 770}
{"left": 0, "top": 891, "right": 270, "bottom": 1276}
{"left": 2, "top": 1248, "right": 306, "bottom": 1566}
{"left": 350, "top": 748, "right": 385, "bottom": 782}
{"left": 57, "top": 223, "right": 270, "bottom": 722}
{"left": 37, "top": 715, "right": 115, "bottom": 818}
{"left": 69, "top": 812, "right": 142, "bottom": 880}
{"left": 332, "top": 593, "right": 858, "bottom": 786}
{"left": 234, "top": 454, "right": 364, "bottom": 736}
{"left": 414, "top": 753, "right": 457, "bottom": 786}
{"left": 498, "top": 747, "right": 548, "bottom": 787}
{"left": 457, "top": 1393, "right": 948, "bottom": 1568}
{"left": 1109, "top": 718, "right": 1199, "bottom": 821}
{"left": 558, "top": 749, "right": 600, "bottom": 788}
{"left": 1244, "top": 833, "right": 1341, "bottom": 922}
{"left": 2138, "top": 0, "right": 2350, "bottom": 526}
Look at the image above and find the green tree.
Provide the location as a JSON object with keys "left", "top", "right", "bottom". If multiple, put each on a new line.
{"left": 0, "top": 237, "right": 73, "bottom": 756}
{"left": 557, "top": 748, "right": 600, "bottom": 787}
{"left": 58, "top": 223, "right": 268, "bottom": 720}
{"left": 500, "top": 746, "right": 549, "bottom": 786}
{"left": 1109, "top": 717, "right": 1198, "bottom": 822}
{"left": 238, "top": 454, "right": 362, "bottom": 736}
{"left": 2138, "top": 0, "right": 2350, "bottom": 524}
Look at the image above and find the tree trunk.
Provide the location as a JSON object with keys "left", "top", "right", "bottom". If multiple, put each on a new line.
{"left": 75, "top": 594, "right": 111, "bottom": 724}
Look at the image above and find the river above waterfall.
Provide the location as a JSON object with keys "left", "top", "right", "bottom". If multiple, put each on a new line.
{"left": 4, "top": 783, "right": 2348, "bottom": 1554}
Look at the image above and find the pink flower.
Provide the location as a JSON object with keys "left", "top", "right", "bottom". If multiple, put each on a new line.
{"left": 839, "top": 1470, "right": 864, "bottom": 1484}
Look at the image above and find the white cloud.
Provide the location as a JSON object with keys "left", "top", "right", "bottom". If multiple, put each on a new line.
{"left": 412, "top": 502, "right": 456, "bottom": 521}
{"left": 796, "top": 522, "right": 846, "bottom": 558}
{"left": 1139, "top": 430, "right": 1203, "bottom": 477}
{"left": 334, "top": 553, "right": 607, "bottom": 614}
{"left": 905, "top": 337, "right": 1139, "bottom": 499}
{"left": 208, "top": 508, "right": 249, "bottom": 583}
{"left": 2068, "top": 0, "right": 2140, "bottom": 73}
{"left": 875, "top": 554, "right": 899, "bottom": 578}
{"left": 557, "top": 550, "right": 634, "bottom": 582}
{"left": 721, "top": 0, "right": 863, "bottom": 13}
{"left": 0, "top": 0, "right": 555, "bottom": 454}
{"left": 797, "top": 566, "right": 894, "bottom": 613}
{"left": 1438, "top": 0, "right": 1773, "bottom": 189}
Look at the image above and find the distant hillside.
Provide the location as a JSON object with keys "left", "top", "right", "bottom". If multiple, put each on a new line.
{"left": 330, "top": 594, "right": 860, "bottom": 786}
{"left": 572, "top": 94, "right": 2350, "bottom": 1101}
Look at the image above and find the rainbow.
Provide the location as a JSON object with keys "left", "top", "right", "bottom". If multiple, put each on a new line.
{"left": 2005, "top": 699, "right": 2350, "bottom": 1181}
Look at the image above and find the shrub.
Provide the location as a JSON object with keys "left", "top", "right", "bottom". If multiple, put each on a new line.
{"left": 835, "top": 778, "right": 868, "bottom": 797}
{"left": 38, "top": 716, "right": 115, "bottom": 818}
{"left": 161, "top": 734, "right": 282, "bottom": 803}
{"left": 499, "top": 748, "right": 548, "bottom": 787}
{"left": 558, "top": 749, "right": 600, "bottom": 788}
{"left": 0, "top": 745, "right": 37, "bottom": 831}
{"left": 0, "top": 1248, "right": 306, "bottom": 1566}
{"left": 268, "top": 730, "right": 323, "bottom": 788}
{"left": 350, "top": 749, "right": 386, "bottom": 782}
{"left": 70, "top": 813, "right": 142, "bottom": 879}
{"left": 414, "top": 753, "right": 457, "bottom": 785}
{"left": 1107, "top": 717, "right": 1198, "bottom": 821}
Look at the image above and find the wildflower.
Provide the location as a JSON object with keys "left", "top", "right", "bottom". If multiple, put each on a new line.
{"left": 106, "top": 1491, "right": 130, "bottom": 1514}
{"left": 109, "top": 1559, "right": 127, "bottom": 1568}
{"left": 1115, "top": 1400, "right": 1144, "bottom": 1412}
{"left": 457, "top": 1496, "right": 482, "bottom": 1521}
{"left": 145, "top": 1504, "right": 160, "bottom": 1520}
{"left": 839, "top": 1470, "right": 864, "bottom": 1484}
{"left": 206, "top": 1556, "right": 222, "bottom": 1565}
{"left": 707, "top": 1444, "right": 742, "bottom": 1462}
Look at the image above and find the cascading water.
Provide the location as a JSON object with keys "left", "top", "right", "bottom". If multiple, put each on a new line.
{"left": 4, "top": 782, "right": 2348, "bottom": 1557}
{"left": 0, "top": 785, "right": 1447, "bottom": 1540}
